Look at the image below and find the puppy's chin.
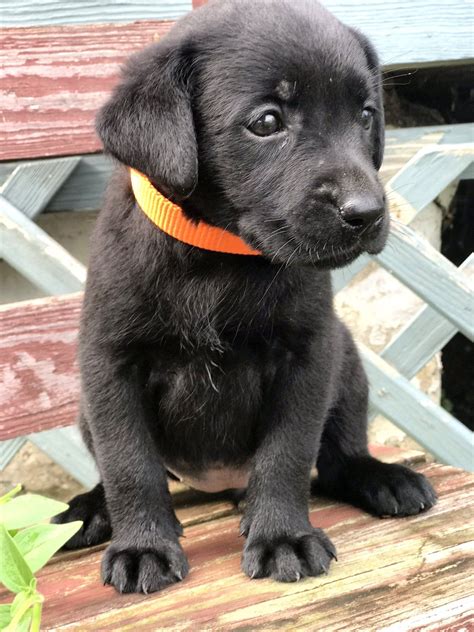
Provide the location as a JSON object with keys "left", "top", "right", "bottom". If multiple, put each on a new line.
{"left": 246, "top": 233, "right": 388, "bottom": 270}
{"left": 238, "top": 216, "right": 390, "bottom": 269}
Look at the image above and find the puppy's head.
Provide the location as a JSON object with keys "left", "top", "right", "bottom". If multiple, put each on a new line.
{"left": 97, "top": 0, "right": 388, "bottom": 268}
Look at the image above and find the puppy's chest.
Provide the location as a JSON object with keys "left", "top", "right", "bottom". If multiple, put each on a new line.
{"left": 143, "top": 340, "right": 287, "bottom": 467}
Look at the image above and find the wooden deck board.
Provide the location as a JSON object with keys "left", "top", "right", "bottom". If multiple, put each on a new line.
{"left": 0, "top": 461, "right": 471, "bottom": 630}
{"left": 0, "top": 21, "right": 173, "bottom": 161}
{"left": 0, "top": 293, "right": 81, "bottom": 440}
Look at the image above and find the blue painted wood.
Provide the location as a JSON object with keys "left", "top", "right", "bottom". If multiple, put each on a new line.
{"left": 0, "top": 158, "right": 81, "bottom": 220}
{"left": 380, "top": 254, "right": 474, "bottom": 377}
{"left": 375, "top": 222, "right": 474, "bottom": 341}
{"left": 385, "top": 144, "right": 473, "bottom": 222}
{"left": 0, "top": 197, "right": 86, "bottom": 295}
{"left": 367, "top": 254, "right": 474, "bottom": 422}
{"left": 0, "top": 438, "right": 26, "bottom": 469}
{"left": 29, "top": 427, "right": 99, "bottom": 488}
{"left": 362, "top": 346, "right": 473, "bottom": 471}
{"left": 321, "top": 0, "right": 474, "bottom": 67}
{"left": 1, "top": 0, "right": 192, "bottom": 26}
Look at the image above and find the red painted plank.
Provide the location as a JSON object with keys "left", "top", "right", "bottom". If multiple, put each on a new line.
{"left": 0, "top": 21, "right": 173, "bottom": 161}
{"left": 0, "top": 294, "right": 82, "bottom": 439}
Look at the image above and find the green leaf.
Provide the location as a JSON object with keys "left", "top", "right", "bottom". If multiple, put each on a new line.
{"left": 0, "top": 525, "right": 34, "bottom": 593}
{"left": 14, "top": 521, "right": 83, "bottom": 573}
{"left": 0, "top": 495, "right": 69, "bottom": 530}
{"left": 0, "top": 604, "right": 12, "bottom": 629}
{"left": 0, "top": 486, "right": 22, "bottom": 506}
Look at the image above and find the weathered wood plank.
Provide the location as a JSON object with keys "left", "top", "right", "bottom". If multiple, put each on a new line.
{"left": 0, "top": 294, "right": 82, "bottom": 441}
{"left": 0, "top": 462, "right": 469, "bottom": 631}
{"left": 362, "top": 346, "right": 473, "bottom": 470}
{"left": 384, "top": 143, "right": 473, "bottom": 223}
{"left": 0, "top": 437, "right": 26, "bottom": 469}
{"left": 379, "top": 254, "right": 474, "bottom": 377}
{"left": 367, "top": 254, "right": 474, "bottom": 424}
{"left": 322, "top": 0, "right": 474, "bottom": 68}
{"left": 0, "top": 21, "right": 173, "bottom": 160}
{"left": 2, "top": 0, "right": 473, "bottom": 68}
{"left": 2, "top": 9, "right": 472, "bottom": 163}
{"left": 375, "top": 221, "right": 474, "bottom": 341}
{"left": 0, "top": 158, "right": 81, "bottom": 220}
{"left": 0, "top": 197, "right": 86, "bottom": 294}
{"left": 29, "top": 426, "right": 98, "bottom": 488}
{"left": 1, "top": 0, "right": 191, "bottom": 26}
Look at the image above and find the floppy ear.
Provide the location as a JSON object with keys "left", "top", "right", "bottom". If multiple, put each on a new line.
{"left": 96, "top": 42, "right": 197, "bottom": 200}
{"left": 349, "top": 29, "right": 385, "bottom": 170}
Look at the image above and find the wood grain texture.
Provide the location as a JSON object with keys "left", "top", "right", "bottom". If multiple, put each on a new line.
{"left": 2, "top": 0, "right": 472, "bottom": 67}
{"left": 0, "top": 294, "right": 82, "bottom": 440}
{"left": 0, "top": 462, "right": 470, "bottom": 631}
{"left": 2, "top": 5, "right": 472, "bottom": 164}
{"left": 375, "top": 221, "right": 474, "bottom": 341}
{"left": 322, "top": 0, "right": 474, "bottom": 68}
{"left": 0, "top": 196, "right": 86, "bottom": 294}
{"left": 0, "top": 158, "right": 81, "bottom": 220}
{"left": 1, "top": 0, "right": 191, "bottom": 26}
{"left": 0, "top": 21, "right": 173, "bottom": 160}
{"left": 379, "top": 254, "right": 474, "bottom": 378}
{"left": 29, "top": 426, "right": 98, "bottom": 488}
{"left": 361, "top": 345, "right": 473, "bottom": 470}
{"left": 384, "top": 143, "right": 474, "bottom": 225}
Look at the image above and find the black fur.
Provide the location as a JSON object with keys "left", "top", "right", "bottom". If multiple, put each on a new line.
{"left": 54, "top": 0, "right": 436, "bottom": 593}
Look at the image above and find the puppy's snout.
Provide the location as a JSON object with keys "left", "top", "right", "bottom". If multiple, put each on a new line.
{"left": 339, "top": 196, "right": 385, "bottom": 231}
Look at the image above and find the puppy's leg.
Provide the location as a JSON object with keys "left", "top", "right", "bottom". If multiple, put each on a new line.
{"left": 314, "top": 327, "right": 437, "bottom": 517}
{"left": 80, "top": 350, "right": 188, "bottom": 594}
{"left": 241, "top": 356, "right": 337, "bottom": 582}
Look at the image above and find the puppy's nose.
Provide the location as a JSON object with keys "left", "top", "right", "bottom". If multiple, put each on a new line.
{"left": 340, "top": 196, "right": 384, "bottom": 230}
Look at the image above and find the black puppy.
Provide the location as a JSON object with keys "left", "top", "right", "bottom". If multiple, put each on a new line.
{"left": 55, "top": 0, "right": 436, "bottom": 593}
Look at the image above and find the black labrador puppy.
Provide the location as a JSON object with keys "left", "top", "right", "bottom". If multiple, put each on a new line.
{"left": 55, "top": 0, "right": 436, "bottom": 593}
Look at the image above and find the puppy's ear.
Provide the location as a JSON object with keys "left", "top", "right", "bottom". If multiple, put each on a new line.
{"left": 350, "top": 29, "right": 385, "bottom": 170}
{"left": 96, "top": 42, "right": 197, "bottom": 199}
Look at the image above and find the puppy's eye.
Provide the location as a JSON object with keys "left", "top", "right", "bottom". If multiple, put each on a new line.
{"left": 361, "top": 108, "right": 374, "bottom": 130}
{"left": 249, "top": 112, "right": 282, "bottom": 136}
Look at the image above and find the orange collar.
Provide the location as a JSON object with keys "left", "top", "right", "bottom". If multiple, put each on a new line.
{"left": 130, "top": 169, "right": 260, "bottom": 256}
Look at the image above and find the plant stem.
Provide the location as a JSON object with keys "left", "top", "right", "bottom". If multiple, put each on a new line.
{"left": 30, "top": 600, "right": 42, "bottom": 632}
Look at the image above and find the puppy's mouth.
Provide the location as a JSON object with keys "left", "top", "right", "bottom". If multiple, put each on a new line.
{"left": 242, "top": 215, "right": 389, "bottom": 269}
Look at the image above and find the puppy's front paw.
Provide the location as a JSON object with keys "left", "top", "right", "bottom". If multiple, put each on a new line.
{"left": 242, "top": 528, "right": 336, "bottom": 582}
{"left": 102, "top": 537, "right": 189, "bottom": 594}
{"left": 316, "top": 457, "right": 437, "bottom": 518}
